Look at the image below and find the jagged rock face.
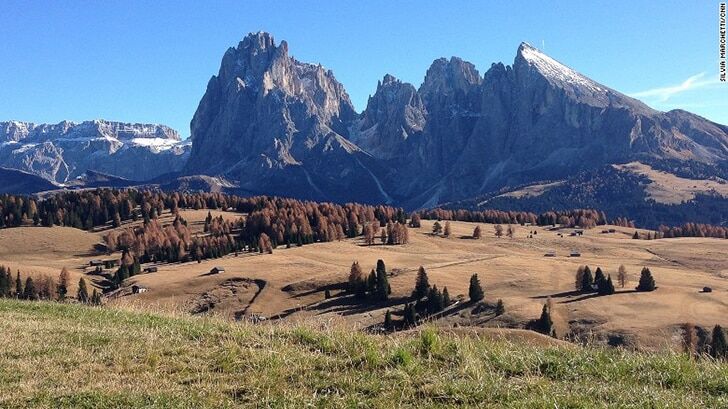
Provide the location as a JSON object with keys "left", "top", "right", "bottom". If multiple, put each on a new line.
{"left": 349, "top": 74, "right": 426, "bottom": 160}
{"left": 416, "top": 57, "right": 483, "bottom": 180}
{"left": 420, "top": 43, "right": 728, "bottom": 206}
{"left": 186, "top": 32, "right": 391, "bottom": 204}
{"left": 186, "top": 35, "right": 728, "bottom": 210}
{"left": 0, "top": 120, "right": 189, "bottom": 182}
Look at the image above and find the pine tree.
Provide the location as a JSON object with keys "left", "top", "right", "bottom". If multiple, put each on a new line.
{"left": 469, "top": 273, "right": 484, "bottom": 302}
{"left": 494, "top": 224, "right": 504, "bottom": 238}
{"left": 711, "top": 325, "right": 727, "bottom": 359}
{"left": 403, "top": 303, "right": 417, "bottom": 327}
{"left": 57, "top": 267, "right": 69, "bottom": 301}
{"left": 580, "top": 266, "right": 594, "bottom": 293}
{"left": 427, "top": 285, "right": 443, "bottom": 314}
{"left": 575, "top": 266, "right": 585, "bottom": 291}
{"left": 443, "top": 221, "right": 451, "bottom": 237}
{"left": 413, "top": 266, "right": 429, "bottom": 300}
{"left": 442, "top": 287, "right": 450, "bottom": 307}
{"left": 636, "top": 267, "right": 656, "bottom": 292}
{"left": 375, "top": 260, "right": 389, "bottom": 301}
{"left": 366, "top": 269, "right": 377, "bottom": 296}
{"left": 598, "top": 274, "right": 615, "bottom": 295}
{"left": 495, "top": 299, "right": 505, "bottom": 316}
{"left": 384, "top": 310, "right": 393, "bottom": 330}
{"left": 91, "top": 289, "right": 100, "bottom": 306}
{"left": 594, "top": 267, "right": 606, "bottom": 290}
{"left": 77, "top": 278, "right": 89, "bottom": 303}
{"left": 324, "top": 289, "right": 332, "bottom": 299}
{"left": 23, "top": 277, "right": 37, "bottom": 301}
{"left": 15, "top": 271, "right": 22, "bottom": 299}
{"left": 432, "top": 221, "right": 443, "bottom": 235}
{"left": 0, "top": 266, "right": 7, "bottom": 297}
{"left": 538, "top": 300, "right": 555, "bottom": 337}
{"left": 632, "top": 231, "right": 639, "bottom": 239}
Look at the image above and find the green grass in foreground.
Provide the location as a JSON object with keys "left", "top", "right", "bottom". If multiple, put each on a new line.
{"left": 0, "top": 300, "right": 726, "bottom": 408}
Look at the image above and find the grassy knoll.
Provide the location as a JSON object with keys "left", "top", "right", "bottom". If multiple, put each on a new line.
{"left": 0, "top": 299, "right": 725, "bottom": 408}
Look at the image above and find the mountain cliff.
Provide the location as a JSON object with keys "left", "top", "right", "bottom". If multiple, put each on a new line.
{"left": 0, "top": 120, "right": 190, "bottom": 183}
{"left": 5, "top": 32, "right": 725, "bottom": 226}
{"left": 185, "top": 33, "right": 727, "bottom": 216}
{"left": 185, "top": 32, "right": 391, "bottom": 204}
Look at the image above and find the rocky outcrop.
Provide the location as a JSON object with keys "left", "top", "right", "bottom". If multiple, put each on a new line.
{"left": 0, "top": 120, "right": 189, "bottom": 183}
{"left": 185, "top": 32, "right": 392, "bottom": 204}
{"left": 153, "top": 34, "right": 728, "bottom": 213}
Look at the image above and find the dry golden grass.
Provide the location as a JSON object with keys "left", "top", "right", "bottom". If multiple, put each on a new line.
{"left": 1, "top": 211, "right": 726, "bottom": 350}
{"left": 0, "top": 299, "right": 726, "bottom": 408}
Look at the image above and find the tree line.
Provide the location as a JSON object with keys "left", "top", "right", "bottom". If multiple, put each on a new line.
{"left": 0, "top": 266, "right": 100, "bottom": 304}
{"left": 417, "top": 208, "right": 608, "bottom": 229}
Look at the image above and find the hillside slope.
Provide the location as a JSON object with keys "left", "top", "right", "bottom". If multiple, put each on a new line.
{"left": 0, "top": 299, "right": 725, "bottom": 408}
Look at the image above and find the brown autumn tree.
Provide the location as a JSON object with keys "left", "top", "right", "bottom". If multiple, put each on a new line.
{"left": 494, "top": 224, "right": 504, "bottom": 238}
{"left": 472, "top": 225, "right": 482, "bottom": 239}
{"left": 617, "top": 264, "right": 627, "bottom": 288}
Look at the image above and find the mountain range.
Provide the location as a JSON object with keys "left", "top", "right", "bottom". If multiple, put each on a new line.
{"left": 0, "top": 120, "right": 189, "bottom": 184}
{"left": 3, "top": 32, "right": 727, "bottom": 226}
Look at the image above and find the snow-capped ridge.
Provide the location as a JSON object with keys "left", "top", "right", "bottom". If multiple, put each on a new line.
{"left": 516, "top": 42, "right": 604, "bottom": 93}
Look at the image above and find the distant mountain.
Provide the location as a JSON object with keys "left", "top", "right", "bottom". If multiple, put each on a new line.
{"left": 183, "top": 32, "right": 728, "bottom": 225}
{"left": 0, "top": 120, "right": 190, "bottom": 183}
{"left": 0, "top": 167, "right": 57, "bottom": 194}
{"left": 184, "top": 32, "right": 388, "bottom": 204}
{"left": 3, "top": 33, "right": 727, "bottom": 227}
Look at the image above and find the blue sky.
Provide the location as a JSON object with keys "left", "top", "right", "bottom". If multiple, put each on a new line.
{"left": 1, "top": 1, "right": 726, "bottom": 137}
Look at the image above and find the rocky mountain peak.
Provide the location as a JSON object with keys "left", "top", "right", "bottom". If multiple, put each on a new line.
{"left": 513, "top": 42, "right": 610, "bottom": 98}
{"left": 419, "top": 57, "right": 481, "bottom": 103}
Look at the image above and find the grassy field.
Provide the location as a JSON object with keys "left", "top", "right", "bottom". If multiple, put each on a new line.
{"left": 0, "top": 299, "right": 726, "bottom": 408}
{"left": 0, "top": 211, "right": 726, "bottom": 350}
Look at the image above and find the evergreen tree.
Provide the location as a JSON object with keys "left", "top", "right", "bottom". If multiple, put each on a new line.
{"left": 469, "top": 273, "right": 484, "bottom": 302}
{"left": 432, "top": 221, "right": 442, "bottom": 235}
{"left": 375, "top": 261, "right": 389, "bottom": 301}
{"left": 538, "top": 301, "right": 555, "bottom": 337}
{"left": 384, "top": 310, "right": 393, "bottom": 330}
{"left": 366, "top": 269, "right": 377, "bottom": 296}
{"left": 413, "top": 266, "right": 429, "bottom": 300}
{"left": 427, "top": 285, "right": 443, "bottom": 314}
{"left": 77, "top": 278, "right": 89, "bottom": 303}
{"left": 495, "top": 299, "right": 505, "bottom": 316}
{"left": 324, "top": 289, "right": 332, "bottom": 299}
{"left": 636, "top": 267, "right": 656, "bottom": 292}
{"left": 598, "top": 274, "right": 616, "bottom": 295}
{"left": 442, "top": 287, "right": 450, "bottom": 307}
{"left": 403, "top": 303, "right": 417, "bottom": 327}
{"left": 580, "top": 266, "right": 594, "bottom": 293}
{"left": 15, "top": 271, "right": 22, "bottom": 299}
{"left": 91, "top": 289, "right": 101, "bottom": 306}
{"left": 594, "top": 267, "right": 606, "bottom": 290}
{"left": 0, "top": 266, "right": 7, "bottom": 297}
{"left": 632, "top": 231, "right": 639, "bottom": 239}
{"left": 574, "top": 266, "right": 585, "bottom": 291}
{"left": 23, "top": 277, "right": 37, "bottom": 301}
{"left": 494, "top": 224, "right": 504, "bottom": 238}
{"left": 594, "top": 267, "right": 605, "bottom": 283}
{"left": 711, "top": 325, "right": 727, "bottom": 359}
